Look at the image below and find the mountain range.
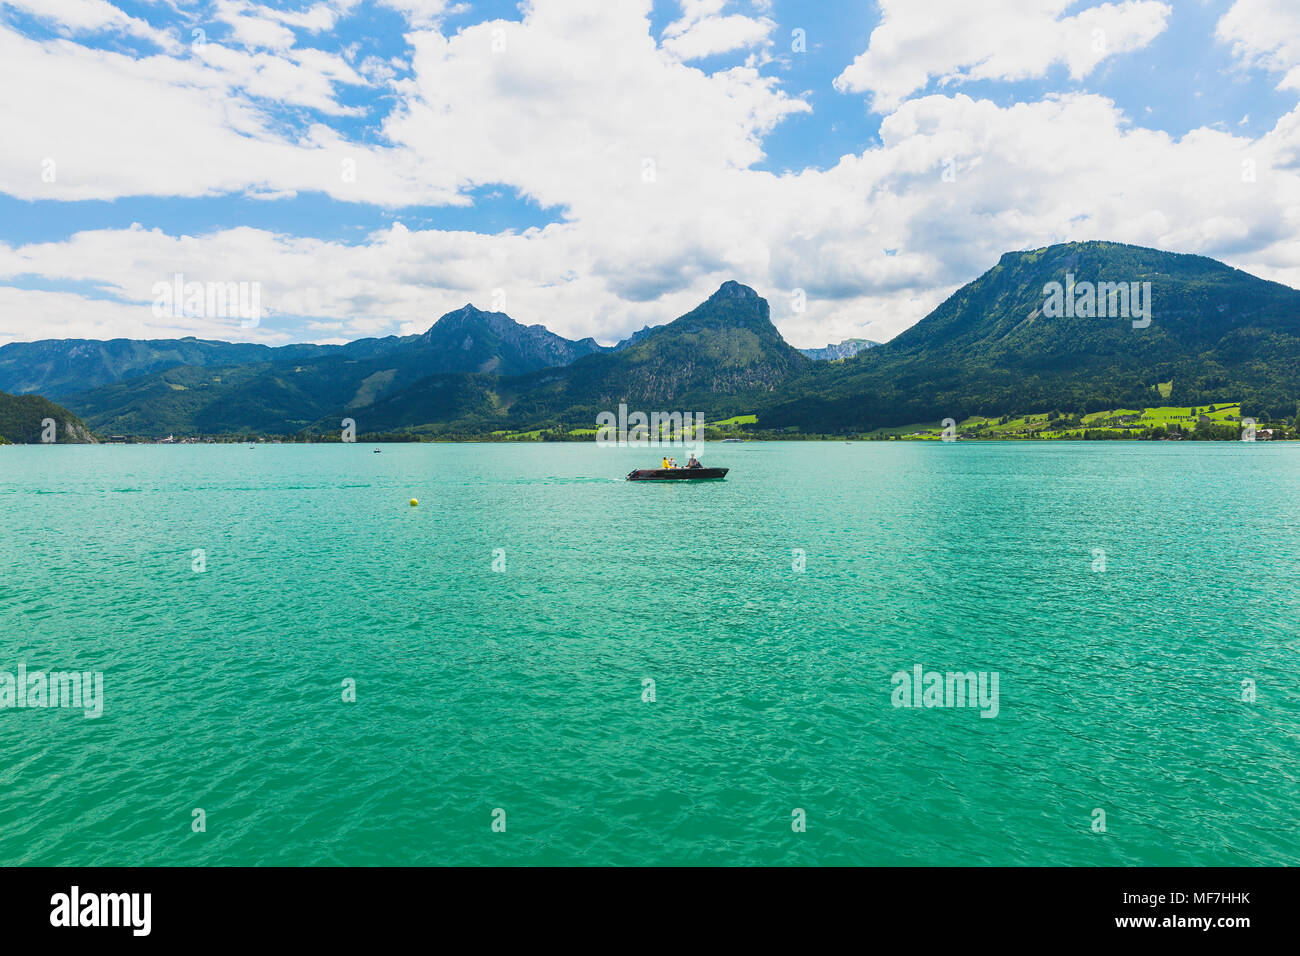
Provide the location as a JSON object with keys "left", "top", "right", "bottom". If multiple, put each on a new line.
{"left": 3, "top": 241, "right": 1298, "bottom": 439}
{"left": 0, "top": 303, "right": 604, "bottom": 400}
{"left": 34, "top": 304, "right": 613, "bottom": 435}
{"left": 797, "top": 338, "right": 878, "bottom": 361}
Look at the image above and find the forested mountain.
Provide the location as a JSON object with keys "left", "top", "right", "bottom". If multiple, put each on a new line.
{"left": 0, "top": 336, "right": 377, "bottom": 399}
{"left": 759, "top": 241, "right": 1300, "bottom": 431}
{"left": 0, "top": 391, "right": 96, "bottom": 443}
{"left": 3, "top": 304, "right": 602, "bottom": 403}
{"left": 350, "top": 280, "right": 811, "bottom": 433}
{"left": 63, "top": 305, "right": 606, "bottom": 435}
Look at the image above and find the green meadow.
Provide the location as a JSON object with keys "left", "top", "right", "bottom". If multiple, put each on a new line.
{"left": 478, "top": 404, "right": 1280, "bottom": 441}
{"left": 887, "top": 403, "right": 1253, "bottom": 440}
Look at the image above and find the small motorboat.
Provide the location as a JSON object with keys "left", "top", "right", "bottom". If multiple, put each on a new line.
{"left": 627, "top": 466, "right": 728, "bottom": 481}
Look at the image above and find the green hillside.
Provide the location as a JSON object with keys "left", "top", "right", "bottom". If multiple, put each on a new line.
{"left": 66, "top": 305, "right": 605, "bottom": 436}
{"left": 758, "top": 241, "right": 1300, "bottom": 433}
{"left": 0, "top": 336, "right": 360, "bottom": 399}
{"left": 305, "top": 280, "right": 810, "bottom": 435}
{"left": 886, "top": 403, "right": 1263, "bottom": 440}
{"left": 0, "top": 391, "right": 97, "bottom": 443}
{"left": 0, "top": 306, "right": 605, "bottom": 402}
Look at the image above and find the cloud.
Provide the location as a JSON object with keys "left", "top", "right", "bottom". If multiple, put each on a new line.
{"left": 661, "top": 12, "right": 774, "bottom": 61}
{"left": 834, "top": 0, "right": 1171, "bottom": 112}
{"left": 6, "top": 87, "right": 1300, "bottom": 350}
{"left": 2, "top": 0, "right": 1300, "bottom": 353}
{"left": 379, "top": 2, "right": 809, "bottom": 214}
{"left": 0, "top": 285, "right": 233, "bottom": 341}
{"left": 0, "top": 1, "right": 806, "bottom": 208}
{"left": 0, "top": 25, "right": 457, "bottom": 203}
{"left": 376, "top": 0, "right": 462, "bottom": 28}
{"left": 1217, "top": 0, "right": 1300, "bottom": 91}
{"left": 192, "top": 40, "right": 368, "bottom": 114}
{"left": 1, "top": 0, "right": 179, "bottom": 50}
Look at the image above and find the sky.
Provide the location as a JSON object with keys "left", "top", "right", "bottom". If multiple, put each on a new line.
{"left": 1, "top": 0, "right": 1298, "bottom": 349}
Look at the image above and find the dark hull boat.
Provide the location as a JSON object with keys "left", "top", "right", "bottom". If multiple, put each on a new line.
{"left": 627, "top": 467, "right": 728, "bottom": 481}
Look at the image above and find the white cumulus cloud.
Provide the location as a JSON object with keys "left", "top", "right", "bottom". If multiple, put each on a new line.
{"left": 1217, "top": 0, "right": 1300, "bottom": 91}
{"left": 2, "top": 0, "right": 1300, "bottom": 353}
{"left": 834, "top": 0, "right": 1171, "bottom": 112}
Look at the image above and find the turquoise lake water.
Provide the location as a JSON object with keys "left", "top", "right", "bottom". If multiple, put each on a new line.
{"left": 1, "top": 441, "right": 1297, "bottom": 866}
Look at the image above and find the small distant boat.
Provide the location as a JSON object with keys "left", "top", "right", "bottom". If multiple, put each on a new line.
{"left": 373, "top": 448, "right": 382, "bottom": 453}
{"left": 720, "top": 438, "right": 744, "bottom": 443}
{"left": 627, "top": 466, "right": 728, "bottom": 481}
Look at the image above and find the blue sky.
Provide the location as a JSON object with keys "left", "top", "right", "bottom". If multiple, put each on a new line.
{"left": 1, "top": 0, "right": 1298, "bottom": 348}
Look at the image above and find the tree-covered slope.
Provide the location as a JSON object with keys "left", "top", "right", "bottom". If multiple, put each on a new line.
{"left": 0, "top": 391, "right": 96, "bottom": 443}
{"left": 417, "top": 305, "right": 605, "bottom": 375}
{"left": 0, "top": 336, "right": 376, "bottom": 399}
{"left": 64, "top": 305, "right": 607, "bottom": 435}
{"left": 496, "top": 281, "right": 810, "bottom": 425}
{"left": 759, "top": 241, "right": 1300, "bottom": 431}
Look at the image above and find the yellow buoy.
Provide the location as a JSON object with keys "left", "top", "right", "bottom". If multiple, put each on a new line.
{"left": 409, "top": 498, "right": 418, "bottom": 507}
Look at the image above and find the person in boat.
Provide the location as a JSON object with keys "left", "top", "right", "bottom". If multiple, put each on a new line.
{"left": 687, "top": 454, "right": 701, "bottom": 468}
{"left": 668, "top": 457, "right": 677, "bottom": 469}
{"left": 661, "top": 456, "right": 669, "bottom": 469}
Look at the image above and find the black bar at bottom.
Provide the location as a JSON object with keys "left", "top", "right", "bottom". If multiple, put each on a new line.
{"left": 0, "top": 866, "right": 1286, "bottom": 942}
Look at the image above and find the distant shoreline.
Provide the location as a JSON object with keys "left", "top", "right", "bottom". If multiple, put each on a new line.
{"left": 7, "top": 434, "right": 1294, "bottom": 446}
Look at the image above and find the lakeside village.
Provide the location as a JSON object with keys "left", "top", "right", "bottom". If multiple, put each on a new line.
{"left": 101, "top": 402, "right": 1299, "bottom": 445}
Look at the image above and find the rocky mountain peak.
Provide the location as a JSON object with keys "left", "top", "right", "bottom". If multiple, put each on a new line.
{"left": 709, "top": 280, "right": 760, "bottom": 302}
